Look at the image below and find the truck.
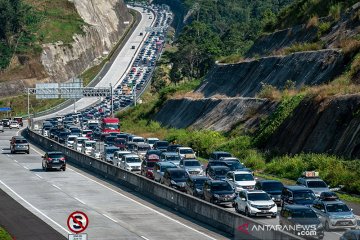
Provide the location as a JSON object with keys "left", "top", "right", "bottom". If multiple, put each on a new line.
{"left": 101, "top": 118, "right": 120, "bottom": 134}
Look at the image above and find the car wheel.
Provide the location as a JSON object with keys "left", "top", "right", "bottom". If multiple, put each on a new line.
{"left": 271, "top": 214, "right": 277, "bottom": 218}
{"left": 62, "top": 167, "right": 66, "bottom": 171}
{"left": 245, "top": 207, "right": 251, "bottom": 217}
{"left": 325, "top": 221, "right": 330, "bottom": 231}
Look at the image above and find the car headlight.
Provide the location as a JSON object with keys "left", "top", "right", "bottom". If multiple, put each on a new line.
{"left": 317, "top": 223, "right": 323, "bottom": 229}
{"left": 214, "top": 194, "right": 220, "bottom": 198}
{"left": 171, "top": 180, "right": 176, "bottom": 185}
{"left": 230, "top": 193, "right": 236, "bottom": 198}
{"left": 271, "top": 204, "right": 276, "bottom": 208}
{"left": 329, "top": 215, "right": 337, "bottom": 219}
{"left": 250, "top": 204, "right": 260, "bottom": 208}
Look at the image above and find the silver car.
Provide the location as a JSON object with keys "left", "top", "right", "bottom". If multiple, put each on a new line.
{"left": 179, "top": 159, "right": 204, "bottom": 176}
{"left": 311, "top": 199, "right": 357, "bottom": 231}
{"left": 296, "top": 177, "right": 330, "bottom": 197}
{"left": 0, "top": 122, "right": 4, "bottom": 132}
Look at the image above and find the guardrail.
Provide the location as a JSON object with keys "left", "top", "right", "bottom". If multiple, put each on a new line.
{"left": 23, "top": 128, "right": 302, "bottom": 240}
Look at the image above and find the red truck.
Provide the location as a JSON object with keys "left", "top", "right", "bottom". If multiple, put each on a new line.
{"left": 101, "top": 118, "right": 120, "bottom": 134}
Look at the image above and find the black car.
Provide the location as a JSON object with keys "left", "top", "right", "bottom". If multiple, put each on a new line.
{"left": 167, "top": 144, "right": 183, "bottom": 152}
{"left": 161, "top": 168, "right": 188, "bottom": 191}
{"left": 280, "top": 205, "right": 324, "bottom": 240}
{"left": 185, "top": 175, "right": 209, "bottom": 198}
{"left": 42, "top": 152, "right": 66, "bottom": 171}
{"left": 153, "top": 141, "right": 169, "bottom": 152}
{"left": 255, "top": 180, "right": 284, "bottom": 205}
{"left": 145, "top": 149, "right": 163, "bottom": 159}
{"left": 209, "top": 151, "right": 232, "bottom": 161}
{"left": 319, "top": 191, "right": 339, "bottom": 201}
{"left": 105, "top": 135, "right": 117, "bottom": 146}
{"left": 205, "top": 159, "right": 250, "bottom": 175}
{"left": 203, "top": 180, "right": 236, "bottom": 205}
{"left": 55, "top": 130, "right": 70, "bottom": 144}
{"left": 10, "top": 136, "right": 30, "bottom": 154}
{"left": 2, "top": 119, "right": 10, "bottom": 128}
{"left": 207, "top": 165, "right": 230, "bottom": 180}
{"left": 281, "top": 185, "right": 316, "bottom": 207}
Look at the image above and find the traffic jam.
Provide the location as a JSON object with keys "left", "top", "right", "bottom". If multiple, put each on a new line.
{"left": 2, "top": 3, "right": 358, "bottom": 240}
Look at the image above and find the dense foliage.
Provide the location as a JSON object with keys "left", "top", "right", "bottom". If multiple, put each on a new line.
{"left": 167, "top": 0, "right": 294, "bottom": 81}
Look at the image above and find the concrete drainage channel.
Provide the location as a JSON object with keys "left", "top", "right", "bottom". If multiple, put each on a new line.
{"left": 23, "top": 128, "right": 302, "bottom": 240}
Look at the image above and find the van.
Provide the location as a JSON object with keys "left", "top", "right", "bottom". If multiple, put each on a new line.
{"left": 280, "top": 185, "right": 316, "bottom": 207}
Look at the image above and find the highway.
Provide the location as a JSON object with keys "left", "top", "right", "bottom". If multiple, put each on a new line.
{"left": 0, "top": 128, "right": 229, "bottom": 239}
{"left": 34, "top": 5, "right": 155, "bottom": 121}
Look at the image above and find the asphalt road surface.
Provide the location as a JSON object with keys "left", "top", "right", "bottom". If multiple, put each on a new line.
{"left": 0, "top": 128, "right": 230, "bottom": 240}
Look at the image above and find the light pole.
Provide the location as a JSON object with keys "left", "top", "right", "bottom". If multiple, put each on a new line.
{"left": 133, "top": 84, "right": 137, "bottom": 107}
{"left": 110, "top": 83, "right": 113, "bottom": 117}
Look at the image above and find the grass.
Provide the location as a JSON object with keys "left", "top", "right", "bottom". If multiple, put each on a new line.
{"left": 0, "top": 227, "right": 12, "bottom": 240}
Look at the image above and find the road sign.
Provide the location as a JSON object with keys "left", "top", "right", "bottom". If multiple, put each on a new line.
{"left": 0, "top": 107, "right": 11, "bottom": 112}
{"left": 68, "top": 234, "right": 87, "bottom": 240}
{"left": 67, "top": 211, "right": 89, "bottom": 234}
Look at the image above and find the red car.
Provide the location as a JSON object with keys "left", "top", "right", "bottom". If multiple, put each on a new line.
{"left": 141, "top": 159, "right": 159, "bottom": 180}
{"left": 114, "top": 138, "right": 126, "bottom": 150}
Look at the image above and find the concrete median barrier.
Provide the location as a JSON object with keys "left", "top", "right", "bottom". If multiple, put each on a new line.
{"left": 23, "top": 128, "right": 302, "bottom": 240}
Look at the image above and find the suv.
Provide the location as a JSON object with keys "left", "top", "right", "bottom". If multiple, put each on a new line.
{"left": 42, "top": 151, "right": 66, "bottom": 171}
{"left": 203, "top": 180, "right": 236, "bottom": 205}
{"left": 280, "top": 205, "right": 324, "bottom": 239}
{"left": 176, "top": 147, "right": 195, "bottom": 159}
{"left": 179, "top": 159, "right": 203, "bottom": 176}
{"left": 10, "top": 136, "right": 30, "bottom": 154}
{"left": 225, "top": 171, "right": 256, "bottom": 192}
{"left": 141, "top": 159, "right": 159, "bottom": 180}
{"left": 185, "top": 175, "right": 209, "bottom": 198}
{"left": 113, "top": 151, "right": 131, "bottom": 167}
{"left": 9, "top": 121, "right": 19, "bottom": 129}
{"left": 13, "top": 117, "right": 23, "bottom": 127}
{"left": 209, "top": 151, "right": 232, "bottom": 161}
{"left": 153, "top": 162, "right": 177, "bottom": 182}
{"left": 160, "top": 152, "right": 181, "bottom": 166}
{"left": 207, "top": 165, "right": 230, "bottom": 180}
{"left": 281, "top": 185, "right": 316, "bottom": 207}
{"left": 255, "top": 180, "right": 284, "bottom": 205}
{"left": 296, "top": 172, "right": 330, "bottom": 197}
{"left": 234, "top": 190, "right": 277, "bottom": 218}
{"left": 153, "top": 140, "right": 169, "bottom": 152}
{"left": 161, "top": 168, "right": 188, "bottom": 191}
{"left": 119, "top": 154, "right": 141, "bottom": 172}
{"left": 311, "top": 199, "right": 357, "bottom": 231}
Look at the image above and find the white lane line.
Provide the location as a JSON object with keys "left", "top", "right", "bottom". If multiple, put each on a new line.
{"left": 6, "top": 154, "right": 9, "bottom": 157}
{"left": 52, "top": 184, "right": 61, "bottom": 190}
{"left": 69, "top": 168, "right": 217, "bottom": 240}
{"left": 35, "top": 174, "right": 43, "bottom": 179}
{"left": 103, "top": 214, "right": 118, "bottom": 223}
{"left": 333, "top": 232, "right": 342, "bottom": 236}
{"left": 0, "top": 180, "right": 71, "bottom": 234}
{"left": 14, "top": 160, "right": 18, "bottom": 163}
{"left": 23, "top": 166, "right": 29, "bottom": 170}
{"left": 141, "top": 236, "right": 150, "bottom": 240}
{"left": 74, "top": 197, "right": 86, "bottom": 205}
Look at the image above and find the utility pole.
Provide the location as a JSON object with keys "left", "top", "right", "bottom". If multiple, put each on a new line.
{"left": 134, "top": 85, "right": 137, "bottom": 107}
{"left": 110, "top": 83, "right": 113, "bottom": 117}
{"left": 27, "top": 89, "right": 30, "bottom": 119}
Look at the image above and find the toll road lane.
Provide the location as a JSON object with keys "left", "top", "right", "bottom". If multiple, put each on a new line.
{"left": 0, "top": 128, "right": 228, "bottom": 240}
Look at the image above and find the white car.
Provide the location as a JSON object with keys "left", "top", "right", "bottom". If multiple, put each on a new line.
{"left": 66, "top": 135, "right": 78, "bottom": 148}
{"left": 81, "top": 140, "right": 96, "bottom": 156}
{"left": 176, "top": 147, "right": 196, "bottom": 159}
{"left": 90, "top": 149, "right": 101, "bottom": 159}
{"left": 119, "top": 154, "right": 141, "bottom": 172}
{"left": 9, "top": 121, "right": 19, "bottom": 129}
{"left": 146, "top": 137, "right": 159, "bottom": 148}
{"left": 73, "top": 137, "right": 88, "bottom": 152}
{"left": 234, "top": 190, "right": 277, "bottom": 218}
{"left": 226, "top": 171, "right": 256, "bottom": 192}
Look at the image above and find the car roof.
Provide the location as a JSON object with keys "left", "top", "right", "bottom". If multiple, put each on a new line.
{"left": 124, "top": 154, "right": 139, "bottom": 158}
{"left": 167, "top": 168, "right": 185, "bottom": 172}
{"left": 244, "top": 190, "right": 265, "bottom": 194}
{"left": 105, "top": 146, "right": 119, "bottom": 149}
{"left": 210, "top": 165, "right": 230, "bottom": 170}
{"left": 189, "top": 175, "right": 209, "bottom": 180}
{"left": 285, "top": 185, "right": 311, "bottom": 191}
{"left": 284, "top": 204, "right": 312, "bottom": 210}
{"left": 258, "top": 180, "right": 282, "bottom": 184}
{"left": 232, "top": 171, "right": 253, "bottom": 174}
{"left": 47, "top": 151, "right": 63, "bottom": 155}
{"left": 157, "top": 162, "right": 176, "bottom": 166}
{"left": 13, "top": 136, "right": 25, "bottom": 139}
{"left": 208, "top": 180, "right": 227, "bottom": 184}
{"left": 212, "top": 151, "right": 231, "bottom": 154}
{"left": 322, "top": 200, "right": 345, "bottom": 205}
{"left": 162, "top": 152, "right": 178, "bottom": 156}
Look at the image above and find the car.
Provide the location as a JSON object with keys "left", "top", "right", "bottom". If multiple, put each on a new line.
{"left": 90, "top": 149, "right": 101, "bottom": 160}
{"left": 160, "top": 152, "right": 181, "bottom": 166}
{"left": 73, "top": 137, "right": 88, "bottom": 152}
{"left": 81, "top": 140, "right": 96, "bottom": 156}
{"left": 209, "top": 151, "right": 232, "bottom": 161}
{"left": 113, "top": 151, "right": 131, "bottom": 166}
{"left": 312, "top": 199, "right": 357, "bottom": 231}
{"left": 42, "top": 151, "right": 66, "bottom": 171}
{"left": 13, "top": 117, "right": 23, "bottom": 127}
{"left": 176, "top": 147, "right": 195, "bottom": 159}
{"left": 132, "top": 136, "right": 145, "bottom": 143}
{"left": 281, "top": 185, "right": 316, "bottom": 207}
{"left": 102, "top": 146, "right": 120, "bottom": 164}
{"left": 179, "top": 159, "right": 204, "bottom": 176}
{"left": 225, "top": 171, "right": 256, "bottom": 192}
{"left": 280, "top": 205, "right": 324, "bottom": 240}
{"left": 153, "top": 162, "right": 177, "bottom": 182}
{"left": 114, "top": 138, "right": 126, "bottom": 150}
{"left": 145, "top": 149, "right": 162, "bottom": 159}
{"left": 141, "top": 158, "right": 160, "bottom": 179}
{"left": 235, "top": 190, "right": 277, "bottom": 218}
{"left": 296, "top": 171, "right": 330, "bottom": 197}
{"left": 66, "top": 135, "right": 78, "bottom": 148}
{"left": 203, "top": 180, "right": 236, "bottom": 205}
{"left": 218, "top": 158, "right": 252, "bottom": 173}
{"left": 10, "top": 136, "right": 30, "bottom": 154}
{"left": 340, "top": 230, "right": 360, "bottom": 240}
{"left": 318, "top": 191, "right": 339, "bottom": 201}
{"left": 131, "top": 45, "right": 136, "bottom": 49}
{"left": 255, "top": 180, "right": 284, "bottom": 205}
{"left": 153, "top": 140, "right": 169, "bottom": 152}
{"left": 145, "top": 137, "right": 159, "bottom": 148}
{"left": 119, "top": 154, "right": 142, "bottom": 172}
{"left": 185, "top": 175, "right": 209, "bottom": 198}
{"left": 161, "top": 168, "right": 188, "bottom": 191}
{"left": 0, "top": 122, "right": 4, "bottom": 132}
{"left": 9, "top": 121, "right": 20, "bottom": 129}
{"left": 207, "top": 165, "right": 230, "bottom": 180}
{"left": 2, "top": 119, "right": 10, "bottom": 128}
{"left": 134, "top": 143, "right": 150, "bottom": 159}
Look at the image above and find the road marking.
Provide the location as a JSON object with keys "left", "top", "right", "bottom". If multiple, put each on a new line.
{"left": 23, "top": 166, "right": 29, "bottom": 170}
{"left": 141, "top": 236, "right": 150, "bottom": 240}
{"left": 103, "top": 214, "right": 118, "bottom": 223}
{"left": 14, "top": 160, "right": 18, "bottom": 163}
{"left": 69, "top": 168, "right": 217, "bottom": 240}
{"left": 6, "top": 154, "right": 9, "bottom": 157}
{"left": 333, "top": 232, "right": 342, "bottom": 236}
{"left": 0, "top": 180, "right": 71, "bottom": 234}
{"left": 74, "top": 197, "right": 86, "bottom": 205}
{"left": 52, "top": 184, "right": 61, "bottom": 190}
{"left": 35, "top": 174, "right": 43, "bottom": 179}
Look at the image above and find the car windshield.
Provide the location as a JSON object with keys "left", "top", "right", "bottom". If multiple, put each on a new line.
{"left": 211, "top": 182, "right": 233, "bottom": 191}
{"left": 293, "top": 191, "right": 316, "bottom": 200}
{"left": 104, "top": 123, "right": 119, "bottom": 130}
{"left": 247, "top": 193, "right": 271, "bottom": 201}
{"left": 235, "top": 173, "right": 254, "bottom": 181}
{"left": 170, "top": 171, "right": 187, "bottom": 178}
{"left": 326, "top": 204, "right": 350, "bottom": 212}
{"left": 147, "top": 139, "right": 158, "bottom": 144}
{"left": 85, "top": 142, "right": 95, "bottom": 147}
{"left": 180, "top": 149, "right": 193, "bottom": 154}
{"left": 115, "top": 139, "right": 126, "bottom": 143}
{"left": 307, "top": 180, "right": 327, "bottom": 188}
{"left": 217, "top": 153, "right": 231, "bottom": 158}
{"left": 126, "top": 157, "right": 141, "bottom": 163}
{"left": 138, "top": 147, "right": 149, "bottom": 151}
{"left": 147, "top": 161, "right": 156, "bottom": 168}
{"left": 68, "top": 137, "right": 76, "bottom": 141}
{"left": 160, "top": 165, "right": 176, "bottom": 171}
{"left": 184, "top": 161, "right": 200, "bottom": 167}
{"left": 165, "top": 155, "right": 180, "bottom": 161}
{"left": 106, "top": 148, "right": 118, "bottom": 154}
{"left": 224, "top": 161, "right": 245, "bottom": 170}
{"left": 106, "top": 137, "right": 116, "bottom": 142}
{"left": 15, "top": 139, "right": 28, "bottom": 144}
{"left": 77, "top": 139, "right": 86, "bottom": 144}
{"left": 214, "top": 168, "right": 229, "bottom": 175}
{"left": 48, "top": 154, "right": 64, "bottom": 158}
{"left": 193, "top": 179, "right": 207, "bottom": 188}
{"left": 157, "top": 141, "right": 168, "bottom": 147}
{"left": 133, "top": 138, "right": 144, "bottom": 143}
{"left": 292, "top": 209, "right": 318, "bottom": 218}
{"left": 261, "top": 182, "right": 284, "bottom": 191}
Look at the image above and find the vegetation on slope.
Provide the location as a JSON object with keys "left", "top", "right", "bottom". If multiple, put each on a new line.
{"left": 0, "top": 227, "right": 13, "bottom": 240}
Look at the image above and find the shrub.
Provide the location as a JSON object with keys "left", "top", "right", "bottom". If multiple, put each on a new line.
{"left": 283, "top": 42, "right": 323, "bottom": 55}
{"left": 317, "top": 21, "right": 332, "bottom": 37}
{"left": 306, "top": 15, "right": 319, "bottom": 28}
{"left": 329, "top": 3, "right": 342, "bottom": 21}
{"left": 256, "top": 84, "right": 282, "bottom": 100}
